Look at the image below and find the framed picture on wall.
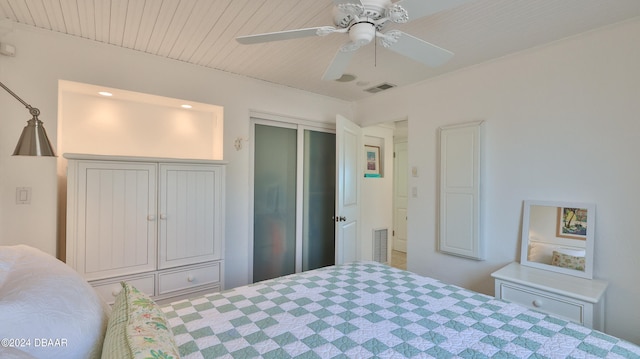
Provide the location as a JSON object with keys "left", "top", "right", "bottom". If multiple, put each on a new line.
{"left": 364, "top": 145, "right": 381, "bottom": 176}
{"left": 556, "top": 207, "right": 588, "bottom": 239}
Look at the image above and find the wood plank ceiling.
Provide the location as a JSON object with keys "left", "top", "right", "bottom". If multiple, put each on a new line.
{"left": 1, "top": 0, "right": 639, "bottom": 101}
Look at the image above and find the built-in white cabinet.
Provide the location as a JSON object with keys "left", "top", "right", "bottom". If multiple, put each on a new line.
{"left": 438, "top": 121, "right": 483, "bottom": 260}
{"left": 65, "top": 154, "right": 225, "bottom": 304}
{"left": 491, "top": 262, "right": 608, "bottom": 330}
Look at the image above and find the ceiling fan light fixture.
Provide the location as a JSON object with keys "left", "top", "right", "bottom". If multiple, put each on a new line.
{"left": 349, "top": 22, "right": 376, "bottom": 46}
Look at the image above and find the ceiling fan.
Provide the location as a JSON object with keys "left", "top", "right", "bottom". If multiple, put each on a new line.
{"left": 236, "top": 0, "right": 471, "bottom": 81}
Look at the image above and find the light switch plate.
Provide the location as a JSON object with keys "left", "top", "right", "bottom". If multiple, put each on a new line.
{"left": 16, "top": 187, "right": 31, "bottom": 204}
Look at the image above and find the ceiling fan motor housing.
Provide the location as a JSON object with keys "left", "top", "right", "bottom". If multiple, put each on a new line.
{"left": 359, "top": 0, "right": 393, "bottom": 19}
{"left": 333, "top": 0, "right": 393, "bottom": 28}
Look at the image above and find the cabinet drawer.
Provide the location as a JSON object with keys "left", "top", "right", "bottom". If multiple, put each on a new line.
{"left": 91, "top": 274, "right": 156, "bottom": 305}
{"left": 498, "top": 282, "right": 584, "bottom": 324}
{"left": 158, "top": 262, "right": 220, "bottom": 295}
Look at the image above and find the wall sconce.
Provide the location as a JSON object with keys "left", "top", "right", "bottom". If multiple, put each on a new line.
{"left": 0, "top": 80, "right": 56, "bottom": 156}
{"left": 234, "top": 137, "right": 249, "bottom": 151}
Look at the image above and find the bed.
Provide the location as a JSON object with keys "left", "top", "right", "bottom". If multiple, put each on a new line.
{"left": 163, "top": 261, "right": 640, "bottom": 359}
{"left": 1, "top": 245, "right": 640, "bottom": 359}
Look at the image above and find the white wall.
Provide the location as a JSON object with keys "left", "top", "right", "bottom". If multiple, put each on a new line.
{"left": 355, "top": 18, "right": 640, "bottom": 344}
{"left": 0, "top": 25, "right": 353, "bottom": 289}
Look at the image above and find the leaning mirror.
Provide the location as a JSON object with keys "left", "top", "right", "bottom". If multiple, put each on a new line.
{"left": 520, "top": 200, "right": 595, "bottom": 279}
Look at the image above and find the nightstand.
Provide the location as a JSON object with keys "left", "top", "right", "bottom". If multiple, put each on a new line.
{"left": 491, "top": 262, "right": 608, "bottom": 330}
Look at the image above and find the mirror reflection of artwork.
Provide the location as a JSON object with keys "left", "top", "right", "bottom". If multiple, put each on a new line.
{"left": 556, "top": 207, "right": 588, "bottom": 239}
{"left": 521, "top": 200, "right": 595, "bottom": 279}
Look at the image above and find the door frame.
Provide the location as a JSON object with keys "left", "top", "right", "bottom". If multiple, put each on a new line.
{"left": 392, "top": 139, "right": 408, "bottom": 253}
{"left": 248, "top": 112, "right": 334, "bottom": 283}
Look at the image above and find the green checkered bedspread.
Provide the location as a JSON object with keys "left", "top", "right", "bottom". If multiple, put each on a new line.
{"left": 162, "top": 262, "right": 640, "bottom": 358}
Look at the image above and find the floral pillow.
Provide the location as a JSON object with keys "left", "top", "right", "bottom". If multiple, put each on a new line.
{"left": 551, "top": 250, "right": 585, "bottom": 271}
{"left": 101, "top": 282, "right": 180, "bottom": 359}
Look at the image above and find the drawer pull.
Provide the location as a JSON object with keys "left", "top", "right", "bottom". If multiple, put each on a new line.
{"left": 112, "top": 288, "right": 122, "bottom": 297}
{"left": 532, "top": 299, "right": 543, "bottom": 308}
{"left": 187, "top": 275, "right": 195, "bottom": 282}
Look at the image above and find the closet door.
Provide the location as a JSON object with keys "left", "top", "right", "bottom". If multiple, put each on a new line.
{"left": 158, "top": 164, "right": 223, "bottom": 269}
{"left": 253, "top": 124, "right": 298, "bottom": 282}
{"left": 302, "top": 129, "right": 336, "bottom": 271}
{"left": 76, "top": 161, "right": 157, "bottom": 280}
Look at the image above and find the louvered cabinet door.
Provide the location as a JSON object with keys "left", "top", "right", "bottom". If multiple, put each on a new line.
{"left": 75, "top": 161, "right": 158, "bottom": 280}
{"left": 158, "top": 164, "right": 224, "bottom": 269}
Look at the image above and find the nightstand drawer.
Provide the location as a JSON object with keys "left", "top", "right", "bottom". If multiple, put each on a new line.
{"left": 498, "top": 282, "right": 584, "bottom": 324}
{"left": 91, "top": 274, "right": 156, "bottom": 305}
{"left": 158, "top": 262, "right": 220, "bottom": 295}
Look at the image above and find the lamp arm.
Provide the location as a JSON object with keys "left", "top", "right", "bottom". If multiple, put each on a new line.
{"left": 0, "top": 80, "right": 40, "bottom": 117}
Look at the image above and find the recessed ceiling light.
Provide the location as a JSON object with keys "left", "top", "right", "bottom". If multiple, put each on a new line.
{"left": 335, "top": 74, "right": 357, "bottom": 83}
{"left": 181, "top": 104, "right": 193, "bottom": 109}
{"left": 98, "top": 91, "right": 113, "bottom": 97}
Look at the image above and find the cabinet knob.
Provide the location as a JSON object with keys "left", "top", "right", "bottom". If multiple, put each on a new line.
{"left": 160, "top": 214, "right": 167, "bottom": 220}
{"left": 112, "top": 288, "right": 122, "bottom": 297}
{"left": 147, "top": 215, "right": 156, "bottom": 221}
{"left": 187, "top": 275, "right": 195, "bottom": 282}
{"left": 532, "top": 299, "right": 543, "bottom": 308}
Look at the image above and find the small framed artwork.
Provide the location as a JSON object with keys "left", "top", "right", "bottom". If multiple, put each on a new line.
{"left": 364, "top": 145, "right": 381, "bottom": 177}
{"left": 556, "top": 207, "right": 588, "bottom": 239}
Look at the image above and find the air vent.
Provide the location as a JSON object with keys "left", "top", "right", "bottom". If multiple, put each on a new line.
{"left": 364, "top": 82, "right": 396, "bottom": 93}
{"left": 373, "top": 228, "right": 388, "bottom": 263}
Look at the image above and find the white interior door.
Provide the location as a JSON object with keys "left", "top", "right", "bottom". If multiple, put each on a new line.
{"left": 393, "top": 141, "right": 408, "bottom": 253}
{"left": 335, "top": 114, "right": 361, "bottom": 264}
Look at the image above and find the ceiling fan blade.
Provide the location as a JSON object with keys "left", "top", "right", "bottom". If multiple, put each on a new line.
{"left": 381, "top": 30, "right": 453, "bottom": 67}
{"left": 237, "top": 27, "right": 332, "bottom": 45}
{"left": 395, "top": 0, "right": 472, "bottom": 21}
{"left": 333, "top": 0, "right": 362, "bottom": 6}
{"left": 322, "top": 46, "right": 357, "bottom": 81}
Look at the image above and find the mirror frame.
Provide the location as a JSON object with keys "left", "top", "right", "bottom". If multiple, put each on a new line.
{"left": 520, "top": 200, "right": 596, "bottom": 279}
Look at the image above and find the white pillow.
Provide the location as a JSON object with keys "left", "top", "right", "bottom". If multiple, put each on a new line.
{"left": 0, "top": 347, "right": 38, "bottom": 359}
{"left": 0, "top": 245, "right": 109, "bottom": 359}
{"left": 555, "top": 247, "right": 586, "bottom": 257}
